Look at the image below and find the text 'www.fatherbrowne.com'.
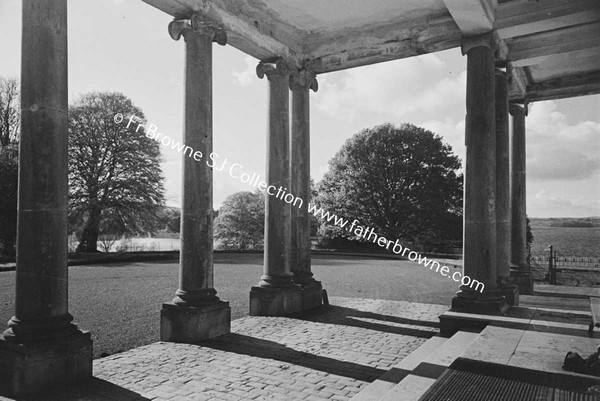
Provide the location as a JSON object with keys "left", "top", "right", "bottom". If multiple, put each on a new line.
{"left": 113, "top": 113, "right": 484, "bottom": 293}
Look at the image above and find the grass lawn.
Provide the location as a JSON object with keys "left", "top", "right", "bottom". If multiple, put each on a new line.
{"left": 0, "top": 253, "right": 458, "bottom": 358}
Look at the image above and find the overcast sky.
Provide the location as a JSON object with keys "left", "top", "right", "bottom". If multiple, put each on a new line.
{"left": 1, "top": 0, "right": 598, "bottom": 218}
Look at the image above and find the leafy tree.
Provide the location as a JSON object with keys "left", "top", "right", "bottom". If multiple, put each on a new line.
{"left": 214, "top": 191, "right": 264, "bottom": 250}
{"left": 0, "top": 77, "right": 20, "bottom": 146}
{"left": 68, "top": 92, "right": 165, "bottom": 252}
{"left": 166, "top": 210, "right": 220, "bottom": 234}
{"left": 309, "top": 178, "right": 319, "bottom": 237}
{"left": 0, "top": 144, "right": 18, "bottom": 255}
{"left": 314, "top": 123, "right": 463, "bottom": 250}
{"left": 155, "top": 206, "right": 180, "bottom": 233}
{"left": 166, "top": 215, "right": 181, "bottom": 233}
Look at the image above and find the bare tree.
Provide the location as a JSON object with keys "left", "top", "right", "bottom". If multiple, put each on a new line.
{"left": 0, "top": 76, "right": 19, "bottom": 255}
{"left": 0, "top": 77, "right": 20, "bottom": 146}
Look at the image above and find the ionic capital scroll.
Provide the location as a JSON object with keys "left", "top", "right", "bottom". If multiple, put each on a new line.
{"left": 461, "top": 32, "right": 494, "bottom": 55}
{"left": 495, "top": 68, "right": 508, "bottom": 80}
{"left": 509, "top": 103, "right": 528, "bottom": 117}
{"left": 168, "top": 14, "right": 227, "bottom": 45}
{"left": 290, "top": 69, "right": 318, "bottom": 92}
{"left": 256, "top": 58, "right": 292, "bottom": 81}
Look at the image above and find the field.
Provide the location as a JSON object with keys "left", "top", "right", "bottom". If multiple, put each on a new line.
{"left": 528, "top": 220, "right": 600, "bottom": 286}
{"left": 529, "top": 225, "right": 600, "bottom": 257}
{"left": 0, "top": 254, "right": 461, "bottom": 358}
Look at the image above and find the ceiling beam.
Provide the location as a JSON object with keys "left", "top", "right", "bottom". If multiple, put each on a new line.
{"left": 305, "top": 16, "right": 461, "bottom": 74}
{"left": 508, "top": 21, "right": 600, "bottom": 67}
{"left": 524, "top": 70, "right": 600, "bottom": 102}
{"left": 507, "top": 64, "right": 529, "bottom": 101}
{"left": 442, "top": 0, "right": 497, "bottom": 36}
{"left": 142, "top": 0, "right": 300, "bottom": 65}
{"left": 495, "top": 0, "right": 600, "bottom": 39}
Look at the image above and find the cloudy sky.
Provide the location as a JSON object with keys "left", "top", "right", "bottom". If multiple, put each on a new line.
{"left": 1, "top": 0, "right": 598, "bottom": 218}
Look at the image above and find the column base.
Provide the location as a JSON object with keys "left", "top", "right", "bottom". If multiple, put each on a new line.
{"left": 0, "top": 330, "right": 92, "bottom": 398}
{"left": 499, "top": 284, "right": 519, "bottom": 306}
{"left": 451, "top": 291, "right": 510, "bottom": 315}
{"left": 510, "top": 268, "right": 533, "bottom": 295}
{"left": 249, "top": 285, "right": 302, "bottom": 316}
{"left": 300, "top": 281, "right": 324, "bottom": 311}
{"left": 160, "top": 301, "right": 231, "bottom": 343}
{"left": 439, "top": 314, "right": 488, "bottom": 338}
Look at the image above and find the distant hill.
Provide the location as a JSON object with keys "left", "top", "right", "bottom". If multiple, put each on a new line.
{"left": 530, "top": 217, "right": 600, "bottom": 228}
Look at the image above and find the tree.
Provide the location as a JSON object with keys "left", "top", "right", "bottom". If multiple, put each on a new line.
{"left": 214, "top": 191, "right": 264, "bottom": 250}
{"left": 0, "top": 76, "right": 20, "bottom": 255}
{"left": 0, "top": 77, "right": 20, "bottom": 146}
{"left": 166, "top": 215, "right": 181, "bottom": 233}
{"left": 156, "top": 206, "right": 180, "bottom": 233}
{"left": 314, "top": 123, "right": 463, "bottom": 250}
{"left": 68, "top": 92, "right": 165, "bottom": 252}
{"left": 0, "top": 144, "right": 18, "bottom": 255}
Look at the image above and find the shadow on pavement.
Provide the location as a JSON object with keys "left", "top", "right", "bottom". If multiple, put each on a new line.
{"left": 290, "top": 305, "right": 439, "bottom": 338}
{"left": 14, "top": 378, "right": 150, "bottom": 401}
{"left": 205, "top": 333, "right": 387, "bottom": 382}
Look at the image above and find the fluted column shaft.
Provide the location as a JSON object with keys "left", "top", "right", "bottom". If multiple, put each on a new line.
{"left": 0, "top": 2, "right": 92, "bottom": 397}
{"left": 453, "top": 34, "right": 507, "bottom": 313}
{"left": 290, "top": 70, "right": 318, "bottom": 284}
{"left": 495, "top": 70, "right": 511, "bottom": 285}
{"left": 495, "top": 69, "right": 519, "bottom": 306}
{"left": 4, "top": 0, "right": 77, "bottom": 343}
{"left": 160, "top": 16, "right": 230, "bottom": 343}
{"left": 510, "top": 104, "right": 528, "bottom": 269}
{"left": 257, "top": 60, "right": 295, "bottom": 287}
{"left": 170, "top": 18, "right": 224, "bottom": 305}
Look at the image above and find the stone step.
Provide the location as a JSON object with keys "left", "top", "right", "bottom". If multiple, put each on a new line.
{"left": 461, "top": 324, "right": 600, "bottom": 378}
{"left": 378, "top": 330, "right": 480, "bottom": 401}
{"left": 351, "top": 336, "right": 448, "bottom": 401}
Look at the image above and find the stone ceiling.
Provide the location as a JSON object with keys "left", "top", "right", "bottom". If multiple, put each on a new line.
{"left": 143, "top": 0, "right": 600, "bottom": 103}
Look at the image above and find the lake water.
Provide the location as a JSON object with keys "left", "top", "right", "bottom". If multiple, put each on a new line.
{"left": 94, "top": 226, "right": 600, "bottom": 258}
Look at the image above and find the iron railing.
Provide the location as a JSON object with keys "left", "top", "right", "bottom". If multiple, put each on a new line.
{"left": 530, "top": 245, "right": 600, "bottom": 285}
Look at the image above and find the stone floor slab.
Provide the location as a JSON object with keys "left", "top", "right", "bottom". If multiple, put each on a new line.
{"left": 0, "top": 297, "right": 447, "bottom": 401}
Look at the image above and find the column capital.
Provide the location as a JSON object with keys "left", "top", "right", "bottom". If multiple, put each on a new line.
{"left": 290, "top": 69, "right": 318, "bottom": 92}
{"left": 461, "top": 32, "right": 494, "bottom": 55}
{"left": 168, "top": 14, "right": 227, "bottom": 45}
{"left": 493, "top": 31, "right": 509, "bottom": 65}
{"left": 495, "top": 68, "right": 508, "bottom": 80}
{"left": 509, "top": 103, "right": 528, "bottom": 117}
{"left": 256, "top": 58, "right": 292, "bottom": 81}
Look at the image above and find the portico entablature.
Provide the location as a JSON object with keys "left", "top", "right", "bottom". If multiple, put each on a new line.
{"left": 142, "top": 0, "right": 600, "bottom": 102}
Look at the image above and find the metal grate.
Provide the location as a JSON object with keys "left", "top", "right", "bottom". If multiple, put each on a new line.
{"left": 419, "top": 358, "right": 600, "bottom": 401}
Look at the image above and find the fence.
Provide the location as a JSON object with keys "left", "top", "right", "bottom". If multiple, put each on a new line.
{"left": 529, "top": 245, "right": 600, "bottom": 286}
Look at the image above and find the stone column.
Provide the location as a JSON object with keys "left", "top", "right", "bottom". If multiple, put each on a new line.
{"left": 160, "top": 15, "right": 231, "bottom": 343}
{"left": 452, "top": 34, "right": 508, "bottom": 314}
{"left": 290, "top": 69, "right": 323, "bottom": 310}
{"left": 495, "top": 69, "right": 519, "bottom": 306}
{"left": 509, "top": 103, "right": 533, "bottom": 294}
{"left": 250, "top": 59, "right": 302, "bottom": 316}
{"left": 0, "top": 1, "right": 92, "bottom": 397}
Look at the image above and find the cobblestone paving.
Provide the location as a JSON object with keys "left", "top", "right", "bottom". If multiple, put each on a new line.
{"left": 5, "top": 298, "right": 448, "bottom": 401}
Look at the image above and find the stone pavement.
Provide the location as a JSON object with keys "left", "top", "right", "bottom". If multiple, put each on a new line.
{"left": 0, "top": 298, "right": 447, "bottom": 401}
